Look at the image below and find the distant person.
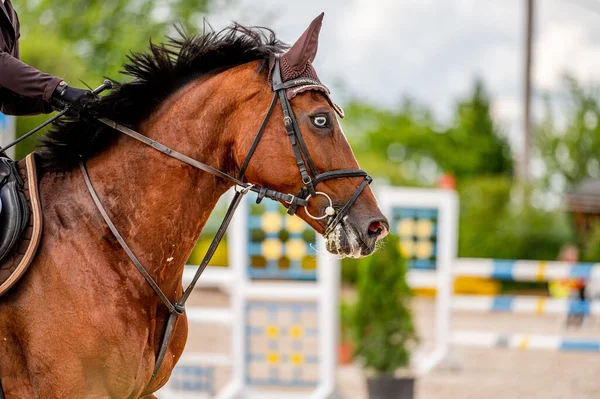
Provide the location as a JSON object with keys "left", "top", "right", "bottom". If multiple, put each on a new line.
{"left": 558, "top": 245, "right": 579, "bottom": 264}
{"left": 557, "top": 244, "right": 586, "bottom": 328}
{"left": 0, "top": 0, "right": 94, "bottom": 116}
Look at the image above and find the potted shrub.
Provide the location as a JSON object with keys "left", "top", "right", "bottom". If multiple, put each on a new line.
{"left": 339, "top": 301, "right": 354, "bottom": 364}
{"left": 350, "top": 234, "right": 418, "bottom": 399}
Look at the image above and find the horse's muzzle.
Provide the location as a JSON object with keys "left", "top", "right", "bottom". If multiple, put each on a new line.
{"left": 324, "top": 215, "right": 388, "bottom": 258}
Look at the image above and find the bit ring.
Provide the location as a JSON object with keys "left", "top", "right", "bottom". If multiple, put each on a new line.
{"left": 304, "top": 191, "right": 336, "bottom": 220}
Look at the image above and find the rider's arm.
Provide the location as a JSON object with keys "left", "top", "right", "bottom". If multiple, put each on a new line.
{"left": 0, "top": 88, "right": 53, "bottom": 116}
{"left": 0, "top": 4, "right": 92, "bottom": 116}
{"left": 0, "top": 49, "right": 62, "bottom": 115}
{"left": 0, "top": 7, "right": 62, "bottom": 116}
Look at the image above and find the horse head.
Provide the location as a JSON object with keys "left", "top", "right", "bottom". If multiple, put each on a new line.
{"left": 41, "top": 14, "right": 388, "bottom": 259}
{"left": 232, "top": 13, "right": 389, "bottom": 257}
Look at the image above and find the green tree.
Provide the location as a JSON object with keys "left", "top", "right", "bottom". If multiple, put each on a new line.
{"left": 582, "top": 222, "right": 600, "bottom": 262}
{"left": 536, "top": 76, "right": 600, "bottom": 190}
{"left": 18, "top": 0, "right": 211, "bottom": 78}
{"left": 343, "top": 99, "right": 441, "bottom": 186}
{"left": 343, "top": 80, "right": 512, "bottom": 187}
{"left": 445, "top": 79, "right": 513, "bottom": 178}
{"left": 457, "top": 176, "right": 572, "bottom": 260}
{"left": 338, "top": 79, "right": 574, "bottom": 277}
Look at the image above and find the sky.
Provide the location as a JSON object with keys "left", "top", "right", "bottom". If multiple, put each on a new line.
{"left": 206, "top": 0, "right": 600, "bottom": 151}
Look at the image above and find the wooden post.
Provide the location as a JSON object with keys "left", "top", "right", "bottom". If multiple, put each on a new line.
{"left": 521, "top": 0, "right": 535, "bottom": 184}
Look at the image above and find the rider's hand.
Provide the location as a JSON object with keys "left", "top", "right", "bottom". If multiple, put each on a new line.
{"left": 52, "top": 81, "right": 98, "bottom": 115}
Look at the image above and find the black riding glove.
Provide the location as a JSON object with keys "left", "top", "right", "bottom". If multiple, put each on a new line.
{"left": 52, "top": 82, "right": 98, "bottom": 115}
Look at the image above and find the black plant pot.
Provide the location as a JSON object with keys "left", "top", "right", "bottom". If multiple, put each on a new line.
{"left": 366, "top": 375, "right": 415, "bottom": 399}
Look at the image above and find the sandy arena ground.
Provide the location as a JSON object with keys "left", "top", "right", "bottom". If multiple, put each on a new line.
{"left": 180, "top": 288, "right": 600, "bottom": 399}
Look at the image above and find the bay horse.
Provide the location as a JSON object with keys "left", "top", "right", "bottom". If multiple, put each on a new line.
{"left": 0, "top": 14, "right": 388, "bottom": 398}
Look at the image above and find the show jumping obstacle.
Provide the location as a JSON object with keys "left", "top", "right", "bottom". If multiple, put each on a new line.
{"left": 452, "top": 294, "right": 600, "bottom": 316}
{"left": 158, "top": 192, "right": 339, "bottom": 398}
{"left": 160, "top": 184, "right": 600, "bottom": 397}
{"left": 453, "top": 258, "right": 600, "bottom": 281}
{"left": 451, "top": 331, "right": 600, "bottom": 352}
{"left": 161, "top": 186, "right": 458, "bottom": 397}
{"left": 379, "top": 187, "right": 600, "bottom": 361}
{"left": 450, "top": 258, "right": 600, "bottom": 352}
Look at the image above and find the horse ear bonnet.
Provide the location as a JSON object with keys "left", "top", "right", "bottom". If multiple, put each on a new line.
{"left": 268, "top": 12, "right": 344, "bottom": 118}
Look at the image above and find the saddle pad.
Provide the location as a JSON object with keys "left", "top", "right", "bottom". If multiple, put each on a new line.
{"left": 0, "top": 154, "right": 43, "bottom": 297}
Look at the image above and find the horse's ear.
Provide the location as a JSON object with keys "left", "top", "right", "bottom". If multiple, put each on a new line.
{"left": 282, "top": 12, "right": 324, "bottom": 70}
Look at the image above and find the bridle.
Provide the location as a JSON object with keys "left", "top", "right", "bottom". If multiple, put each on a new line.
{"left": 256, "top": 56, "right": 372, "bottom": 236}
{"left": 78, "top": 55, "right": 372, "bottom": 380}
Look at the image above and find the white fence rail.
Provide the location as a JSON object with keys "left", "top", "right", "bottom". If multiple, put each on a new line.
{"left": 454, "top": 258, "right": 600, "bottom": 281}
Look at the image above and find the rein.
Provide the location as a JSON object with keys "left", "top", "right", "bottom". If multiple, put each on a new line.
{"left": 78, "top": 56, "right": 372, "bottom": 380}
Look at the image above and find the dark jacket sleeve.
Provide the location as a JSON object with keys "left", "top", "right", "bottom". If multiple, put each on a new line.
{"left": 0, "top": 50, "right": 62, "bottom": 103}
{"left": 0, "top": 87, "right": 53, "bottom": 116}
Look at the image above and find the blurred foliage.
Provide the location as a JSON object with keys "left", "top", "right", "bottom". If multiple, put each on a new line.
{"left": 18, "top": 0, "right": 211, "bottom": 78}
{"left": 341, "top": 257, "right": 359, "bottom": 285}
{"left": 343, "top": 79, "right": 512, "bottom": 186}
{"left": 582, "top": 222, "right": 600, "bottom": 263}
{"left": 449, "top": 81, "right": 513, "bottom": 178}
{"left": 349, "top": 235, "right": 417, "bottom": 374}
{"left": 533, "top": 76, "right": 600, "bottom": 260}
{"left": 13, "top": 0, "right": 213, "bottom": 158}
{"left": 536, "top": 75, "right": 600, "bottom": 191}
{"left": 343, "top": 99, "right": 438, "bottom": 186}
{"left": 457, "top": 177, "right": 572, "bottom": 260}
{"left": 340, "top": 300, "right": 353, "bottom": 342}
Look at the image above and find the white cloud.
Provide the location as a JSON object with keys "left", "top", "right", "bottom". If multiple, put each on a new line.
{"left": 206, "top": 0, "right": 600, "bottom": 145}
{"left": 535, "top": 21, "right": 600, "bottom": 90}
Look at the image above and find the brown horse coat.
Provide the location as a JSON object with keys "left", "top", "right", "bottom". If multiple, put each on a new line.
{"left": 0, "top": 17, "right": 387, "bottom": 398}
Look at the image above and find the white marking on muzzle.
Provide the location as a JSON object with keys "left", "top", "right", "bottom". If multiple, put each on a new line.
{"left": 325, "top": 217, "right": 363, "bottom": 258}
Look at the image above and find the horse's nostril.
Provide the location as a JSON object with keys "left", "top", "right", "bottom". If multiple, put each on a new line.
{"left": 367, "top": 220, "right": 388, "bottom": 239}
{"left": 368, "top": 222, "right": 381, "bottom": 236}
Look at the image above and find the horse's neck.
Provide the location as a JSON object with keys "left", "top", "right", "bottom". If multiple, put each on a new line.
{"left": 82, "top": 80, "right": 234, "bottom": 292}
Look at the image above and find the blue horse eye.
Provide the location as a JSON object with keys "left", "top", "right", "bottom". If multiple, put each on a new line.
{"left": 313, "top": 116, "right": 328, "bottom": 127}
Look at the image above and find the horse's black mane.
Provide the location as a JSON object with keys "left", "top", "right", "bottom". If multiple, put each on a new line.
{"left": 39, "top": 24, "right": 287, "bottom": 170}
